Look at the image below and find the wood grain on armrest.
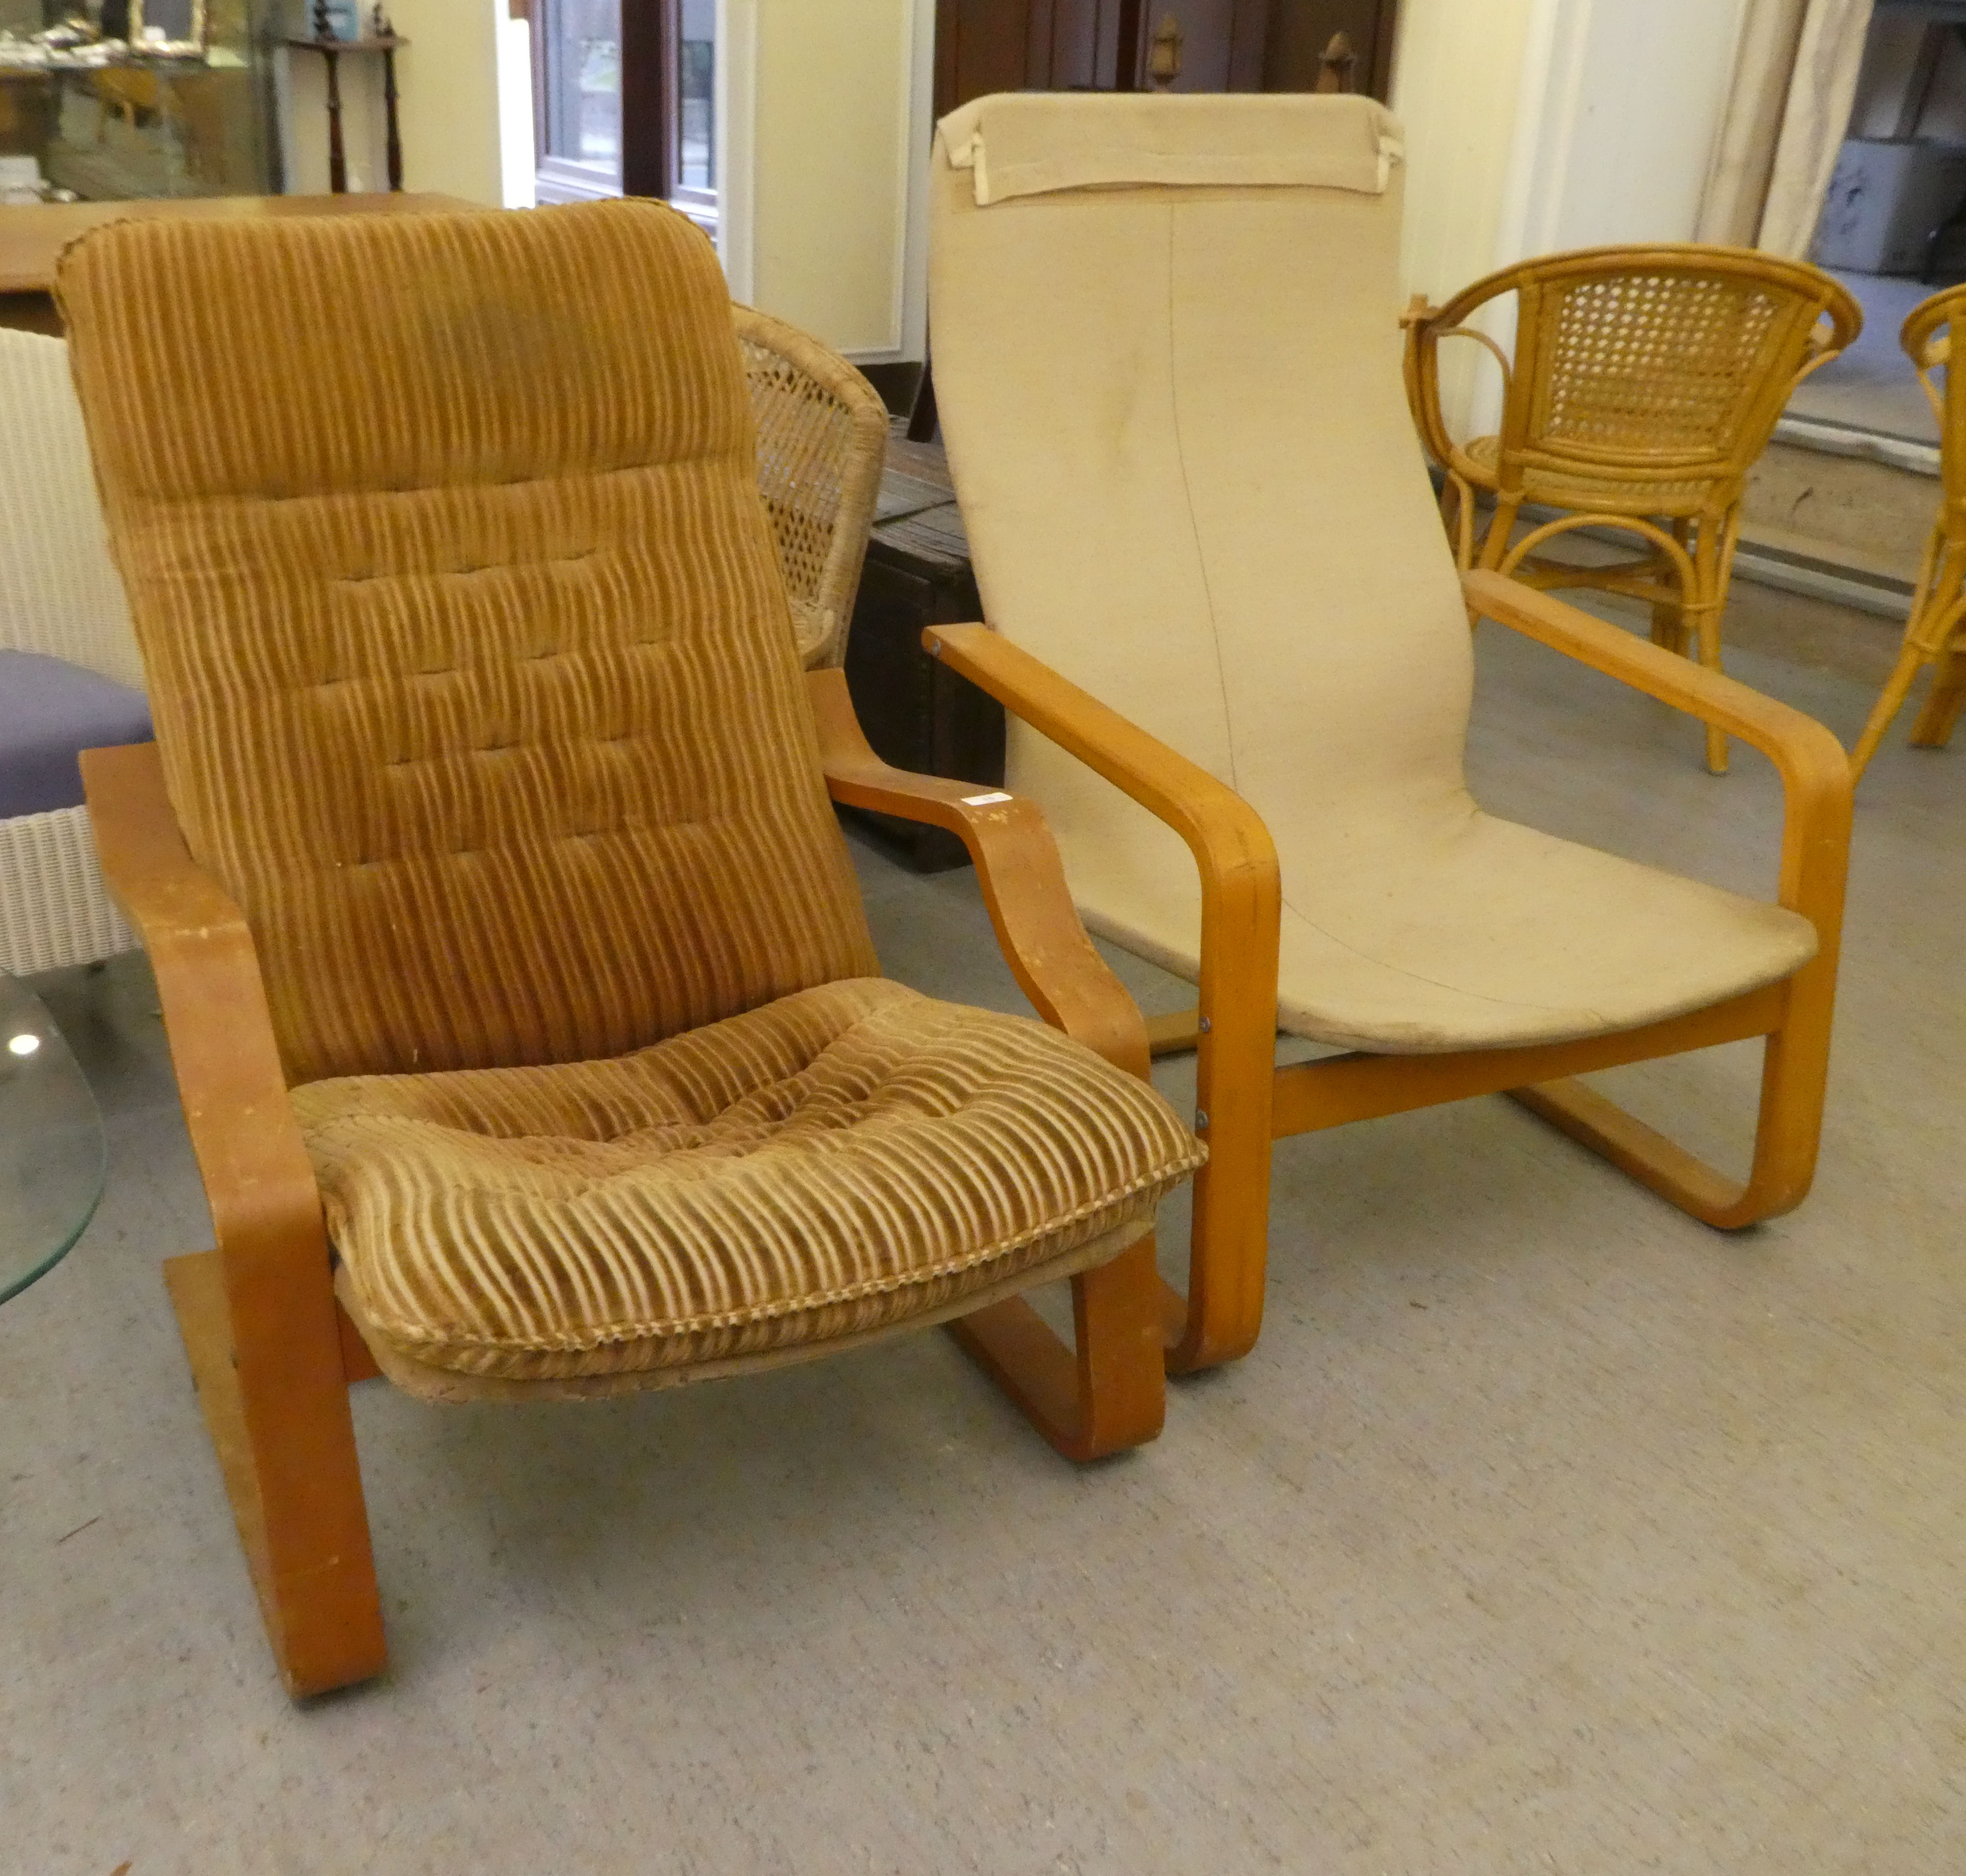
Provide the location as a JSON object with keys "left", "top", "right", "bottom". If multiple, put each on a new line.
{"left": 80, "top": 741, "right": 326, "bottom": 1274}
{"left": 808, "top": 668, "right": 1150, "bottom": 1075}
{"left": 1462, "top": 570, "right": 1852, "bottom": 926}
{"left": 914, "top": 626, "right": 1281, "bottom": 1199}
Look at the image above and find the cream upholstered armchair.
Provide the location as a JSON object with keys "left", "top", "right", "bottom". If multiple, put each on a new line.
{"left": 64, "top": 200, "right": 1201, "bottom": 1699}
{"left": 0, "top": 329, "right": 147, "bottom": 974}
{"left": 923, "top": 93, "right": 1852, "bottom": 1374}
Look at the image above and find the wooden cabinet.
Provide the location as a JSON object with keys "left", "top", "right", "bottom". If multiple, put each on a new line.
{"left": 933, "top": 0, "right": 1400, "bottom": 114}
{"left": 843, "top": 467, "right": 1006, "bottom": 873}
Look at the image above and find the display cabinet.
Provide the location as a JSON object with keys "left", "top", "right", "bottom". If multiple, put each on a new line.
{"left": 0, "top": 0, "right": 276, "bottom": 200}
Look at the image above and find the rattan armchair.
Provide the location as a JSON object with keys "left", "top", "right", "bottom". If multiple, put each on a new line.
{"left": 1404, "top": 245, "right": 1859, "bottom": 773}
{"left": 736, "top": 305, "right": 889, "bottom": 670}
{"left": 1851, "top": 284, "right": 1966, "bottom": 781}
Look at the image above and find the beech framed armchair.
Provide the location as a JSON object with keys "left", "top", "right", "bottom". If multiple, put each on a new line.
{"left": 924, "top": 92, "right": 1853, "bottom": 1374}
{"left": 65, "top": 201, "right": 1199, "bottom": 1699}
{"left": 1403, "top": 245, "right": 1858, "bottom": 773}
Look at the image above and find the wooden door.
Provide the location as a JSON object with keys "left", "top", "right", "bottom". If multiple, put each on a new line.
{"left": 1262, "top": 0, "right": 1398, "bottom": 100}
{"left": 934, "top": 0, "right": 1399, "bottom": 111}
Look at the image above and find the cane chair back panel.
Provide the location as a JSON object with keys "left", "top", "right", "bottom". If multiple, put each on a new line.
{"left": 58, "top": 202, "right": 877, "bottom": 1086}
{"left": 735, "top": 307, "right": 887, "bottom": 669}
{"left": 1472, "top": 248, "right": 1858, "bottom": 499}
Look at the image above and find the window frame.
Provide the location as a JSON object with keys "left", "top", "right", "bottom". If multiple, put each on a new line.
{"left": 529, "top": 0, "right": 717, "bottom": 230}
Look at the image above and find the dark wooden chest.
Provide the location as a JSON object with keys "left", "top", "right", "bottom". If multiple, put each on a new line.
{"left": 841, "top": 457, "right": 1007, "bottom": 872}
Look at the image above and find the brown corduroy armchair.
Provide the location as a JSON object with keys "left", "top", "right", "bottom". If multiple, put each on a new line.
{"left": 63, "top": 201, "right": 1201, "bottom": 1700}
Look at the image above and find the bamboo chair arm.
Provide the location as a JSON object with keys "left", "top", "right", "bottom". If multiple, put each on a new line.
{"left": 80, "top": 741, "right": 327, "bottom": 1271}
{"left": 807, "top": 668, "right": 1152, "bottom": 1077}
{"left": 1463, "top": 571, "right": 1853, "bottom": 926}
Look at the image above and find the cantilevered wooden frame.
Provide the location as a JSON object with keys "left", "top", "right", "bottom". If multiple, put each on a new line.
{"left": 924, "top": 567, "right": 1853, "bottom": 1376}
{"left": 81, "top": 677, "right": 1170, "bottom": 1699}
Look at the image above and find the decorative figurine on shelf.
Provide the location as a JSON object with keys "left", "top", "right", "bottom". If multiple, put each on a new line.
{"left": 310, "top": 0, "right": 360, "bottom": 42}
{"left": 371, "top": 4, "right": 393, "bottom": 38}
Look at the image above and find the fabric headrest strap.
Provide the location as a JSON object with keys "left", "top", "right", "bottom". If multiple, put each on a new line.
{"left": 935, "top": 92, "right": 1404, "bottom": 206}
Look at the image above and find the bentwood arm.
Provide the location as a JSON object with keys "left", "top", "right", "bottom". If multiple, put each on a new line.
{"left": 1462, "top": 570, "right": 1854, "bottom": 933}
{"left": 81, "top": 741, "right": 326, "bottom": 1268}
{"left": 808, "top": 666, "right": 1152, "bottom": 1076}
{"left": 919, "top": 624, "right": 1280, "bottom": 1368}
{"left": 915, "top": 625, "right": 1282, "bottom": 1264}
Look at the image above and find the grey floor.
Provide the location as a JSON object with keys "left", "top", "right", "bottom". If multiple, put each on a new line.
{"left": 1787, "top": 269, "right": 1942, "bottom": 445}
{"left": 5, "top": 582, "right": 1964, "bottom": 1875}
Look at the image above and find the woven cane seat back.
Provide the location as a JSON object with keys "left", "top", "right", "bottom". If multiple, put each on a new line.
{"left": 58, "top": 202, "right": 877, "bottom": 1086}
{"left": 1464, "top": 247, "right": 1857, "bottom": 500}
{"left": 736, "top": 307, "right": 887, "bottom": 668}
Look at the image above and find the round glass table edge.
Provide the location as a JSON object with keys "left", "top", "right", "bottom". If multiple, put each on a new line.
{"left": 0, "top": 973, "right": 107, "bottom": 1306}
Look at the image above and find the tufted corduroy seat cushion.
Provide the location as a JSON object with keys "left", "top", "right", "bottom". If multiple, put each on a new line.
{"left": 297, "top": 978, "right": 1203, "bottom": 1395}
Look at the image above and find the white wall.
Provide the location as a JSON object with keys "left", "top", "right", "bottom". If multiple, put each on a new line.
{"left": 1395, "top": 0, "right": 1750, "bottom": 437}
{"left": 281, "top": 0, "right": 508, "bottom": 205}
{"left": 724, "top": 0, "right": 930, "bottom": 360}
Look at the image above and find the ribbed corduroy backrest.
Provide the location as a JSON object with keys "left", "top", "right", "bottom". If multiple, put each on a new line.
{"left": 59, "top": 201, "right": 876, "bottom": 1084}
{"left": 928, "top": 95, "right": 1473, "bottom": 979}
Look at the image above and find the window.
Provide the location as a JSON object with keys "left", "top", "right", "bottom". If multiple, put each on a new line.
{"left": 531, "top": 0, "right": 716, "bottom": 229}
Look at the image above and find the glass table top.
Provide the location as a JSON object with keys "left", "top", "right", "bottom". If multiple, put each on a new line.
{"left": 0, "top": 973, "right": 105, "bottom": 1306}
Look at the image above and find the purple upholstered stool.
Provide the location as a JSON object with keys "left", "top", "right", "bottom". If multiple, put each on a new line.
{"left": 0, "top": 649, "right": 153, "bottom": 819}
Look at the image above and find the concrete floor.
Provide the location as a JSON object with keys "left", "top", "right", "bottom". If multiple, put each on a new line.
{"left": 4, "top": 582, "right": 1964, "bottom": 1874}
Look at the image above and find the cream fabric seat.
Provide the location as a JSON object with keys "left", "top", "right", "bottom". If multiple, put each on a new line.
{"left": 929, "top": 93, "right": 1816, "bottom": 1056}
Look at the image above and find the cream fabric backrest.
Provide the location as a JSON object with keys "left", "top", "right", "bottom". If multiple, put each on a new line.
{"left": 929, "top": 94, "right": 1473, "bottom": 983}
{"left": 0, "top": 329, "right": 142, "bottom": 688}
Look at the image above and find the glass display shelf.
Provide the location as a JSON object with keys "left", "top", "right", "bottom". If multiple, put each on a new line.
{"left": 0, "top": 973, "right": 105, "bottom": 1306}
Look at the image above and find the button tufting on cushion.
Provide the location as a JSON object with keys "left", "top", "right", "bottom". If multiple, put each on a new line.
{"left": 297, "top": 977, "right": 1204, "bottom": 1384}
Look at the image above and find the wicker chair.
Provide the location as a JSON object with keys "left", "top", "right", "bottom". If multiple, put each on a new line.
{"left": 0, "top": 329, "right": 143, "bottom": 975}
{"left": 735, "top": 304, "right": 889, "bottom": 669}
{"left": 1404, "top": 246, "right": 1860, "bottom": 773}
{"left": 1851, "top": 283, "right": 1966, "bottom": 781}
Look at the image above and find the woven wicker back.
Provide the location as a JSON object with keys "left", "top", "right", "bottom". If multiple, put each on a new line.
{"left": 1903, "top": 284, "right": 1966, "bottom": 524}
{"left": 0, "top": 329, "right": 142, "bottom": 688}
{"left": 1466, "top": 247, "right": 1857, "bottom": 496}
{"left": 735, "top": 307, "right": 888, "bottom": 669}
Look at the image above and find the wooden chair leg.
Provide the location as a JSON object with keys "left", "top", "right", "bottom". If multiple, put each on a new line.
{"left": 950, "top": 1230, "right": 1165, "bottom": 1460}
{"left": 1908, "top": 645, "right": 1966, "bottom": 746}
{"left": 1511, "top": 946, "right": 1837, "bottom": 1231}
{"left": 1145, "top": 1005, "right": 1202, "bottom": 1057}
{"left": 1650, "top": 519, "right": 1692, "bottom": 652}
{"left": 1684, "top": 524, "right": 1730, "bottom": 775}
{"left": 164, "top": 1249, "right": 386, "bottom": 1699}
{"left": 1852, "top": 638, "right": 1932, "bottom": 780}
